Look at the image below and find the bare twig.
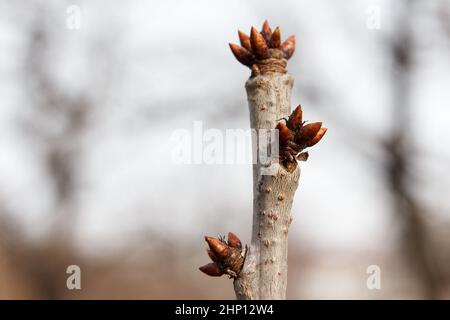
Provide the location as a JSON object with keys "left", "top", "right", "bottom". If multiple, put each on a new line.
{"left": 200, "top": 21, "right": 326, "bottom": 300}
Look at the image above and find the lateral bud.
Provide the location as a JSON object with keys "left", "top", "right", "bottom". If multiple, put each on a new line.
{"left": 205, "top": 236, "right": 229, "bottom": 259}
{"left": 275, "top": 105, "right": 326, "bottom": 172}
{"left": 199, "top": 263, "right": 223, "bottom": 277}
{"left": 276, "top": 122, "right": 293, "bottom": 145}
{"left": 298, "top": 122, "right": 322, "bottom": 142}
{"left": 227, "top": 232, "right": 242, "bottom": 249}
{"left": 306, "top": 127, "right": 327, "bottom": 147}
{"left": 287, "top": 105, "right": 303, "bottom": 130}
{"left": 207, "top": 249, "right": 219, "bottom": 262}
{"left": 200, "top": 232, "right": 245, "bottom": 279}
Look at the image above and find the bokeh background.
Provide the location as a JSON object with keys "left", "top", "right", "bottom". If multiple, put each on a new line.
{"left": 1, "top": 0, "right": 450, "bottom": 299}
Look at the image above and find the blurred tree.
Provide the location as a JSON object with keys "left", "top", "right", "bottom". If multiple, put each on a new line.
{"left": 22, "top": 6, "right": 89, "bottom": 231}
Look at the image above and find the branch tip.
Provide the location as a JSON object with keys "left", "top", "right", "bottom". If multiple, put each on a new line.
{"left": 250, "top": 26, "right": 269, "bottom": 59}
{"left": 261, "top": 20, "right": 272, "bottom": 43}
{"left": 229, "top": 21, "right": 296, "bottom": 73}
{"left": 229, "top": 43, "right": 253, "bottom": 66}
{"left": 238, "top": 30, "right": 252, "bottom": 51}
{"left": 281, "top": 35, "right": 295, "bottom": 59}
{"left": 269, "top": 27, "right": 281, "bottom": 48}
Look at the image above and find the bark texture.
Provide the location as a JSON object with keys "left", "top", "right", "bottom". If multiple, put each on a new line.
{"left": 234, "top": 72, "right": 299, "bottom": 299}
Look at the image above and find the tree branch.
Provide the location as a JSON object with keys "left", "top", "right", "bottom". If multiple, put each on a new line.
{"left": 199, "top": 20, "right": 326, "bottom": 300}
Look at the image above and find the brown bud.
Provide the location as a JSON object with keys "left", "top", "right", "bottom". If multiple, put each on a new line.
{"left": 306, "top": 127, "right": 327, "bottom": 147}
{"left": 269, "top": 27, "right": 281, "bottom": 48}
{"left": 250, "top": 27, "right": 269, "bottom": 59}
{"left": 229, "top": 43, "right": 253, "bottom": 66}
{"left": 261, "top": 20, "right": 272, "bottom": 43}
{"left": 287, "top": 105, "right": 303, "bottom": 131}
{"left": 238, "top": 30, "right": 252, "bottom": 51}
{"left": 199, "top": 263, "right": 223, "bottom": 277}
{"left": 276, "top": 122, "right": 293, "bottom": 145}
{"left": 227, "top": 232, "right": 242, "bottom": 249}
{"left": 299, "top": 122, "right": 322, "bottom": 142}
{"left": 296, "top": 152, "right": 309, "bottom": 161}
{"left": 281, "top": 35, "right": 295, "bottom": 60}
{"left": 205, "top": 236, "right": 229, "bottom": 259}
{"left": 207, "top": 249, "right": 219, "bottom": 262}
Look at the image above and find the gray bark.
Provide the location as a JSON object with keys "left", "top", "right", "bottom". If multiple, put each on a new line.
{"left": 234, "top": 72, "right": 299, "bottom": 299}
